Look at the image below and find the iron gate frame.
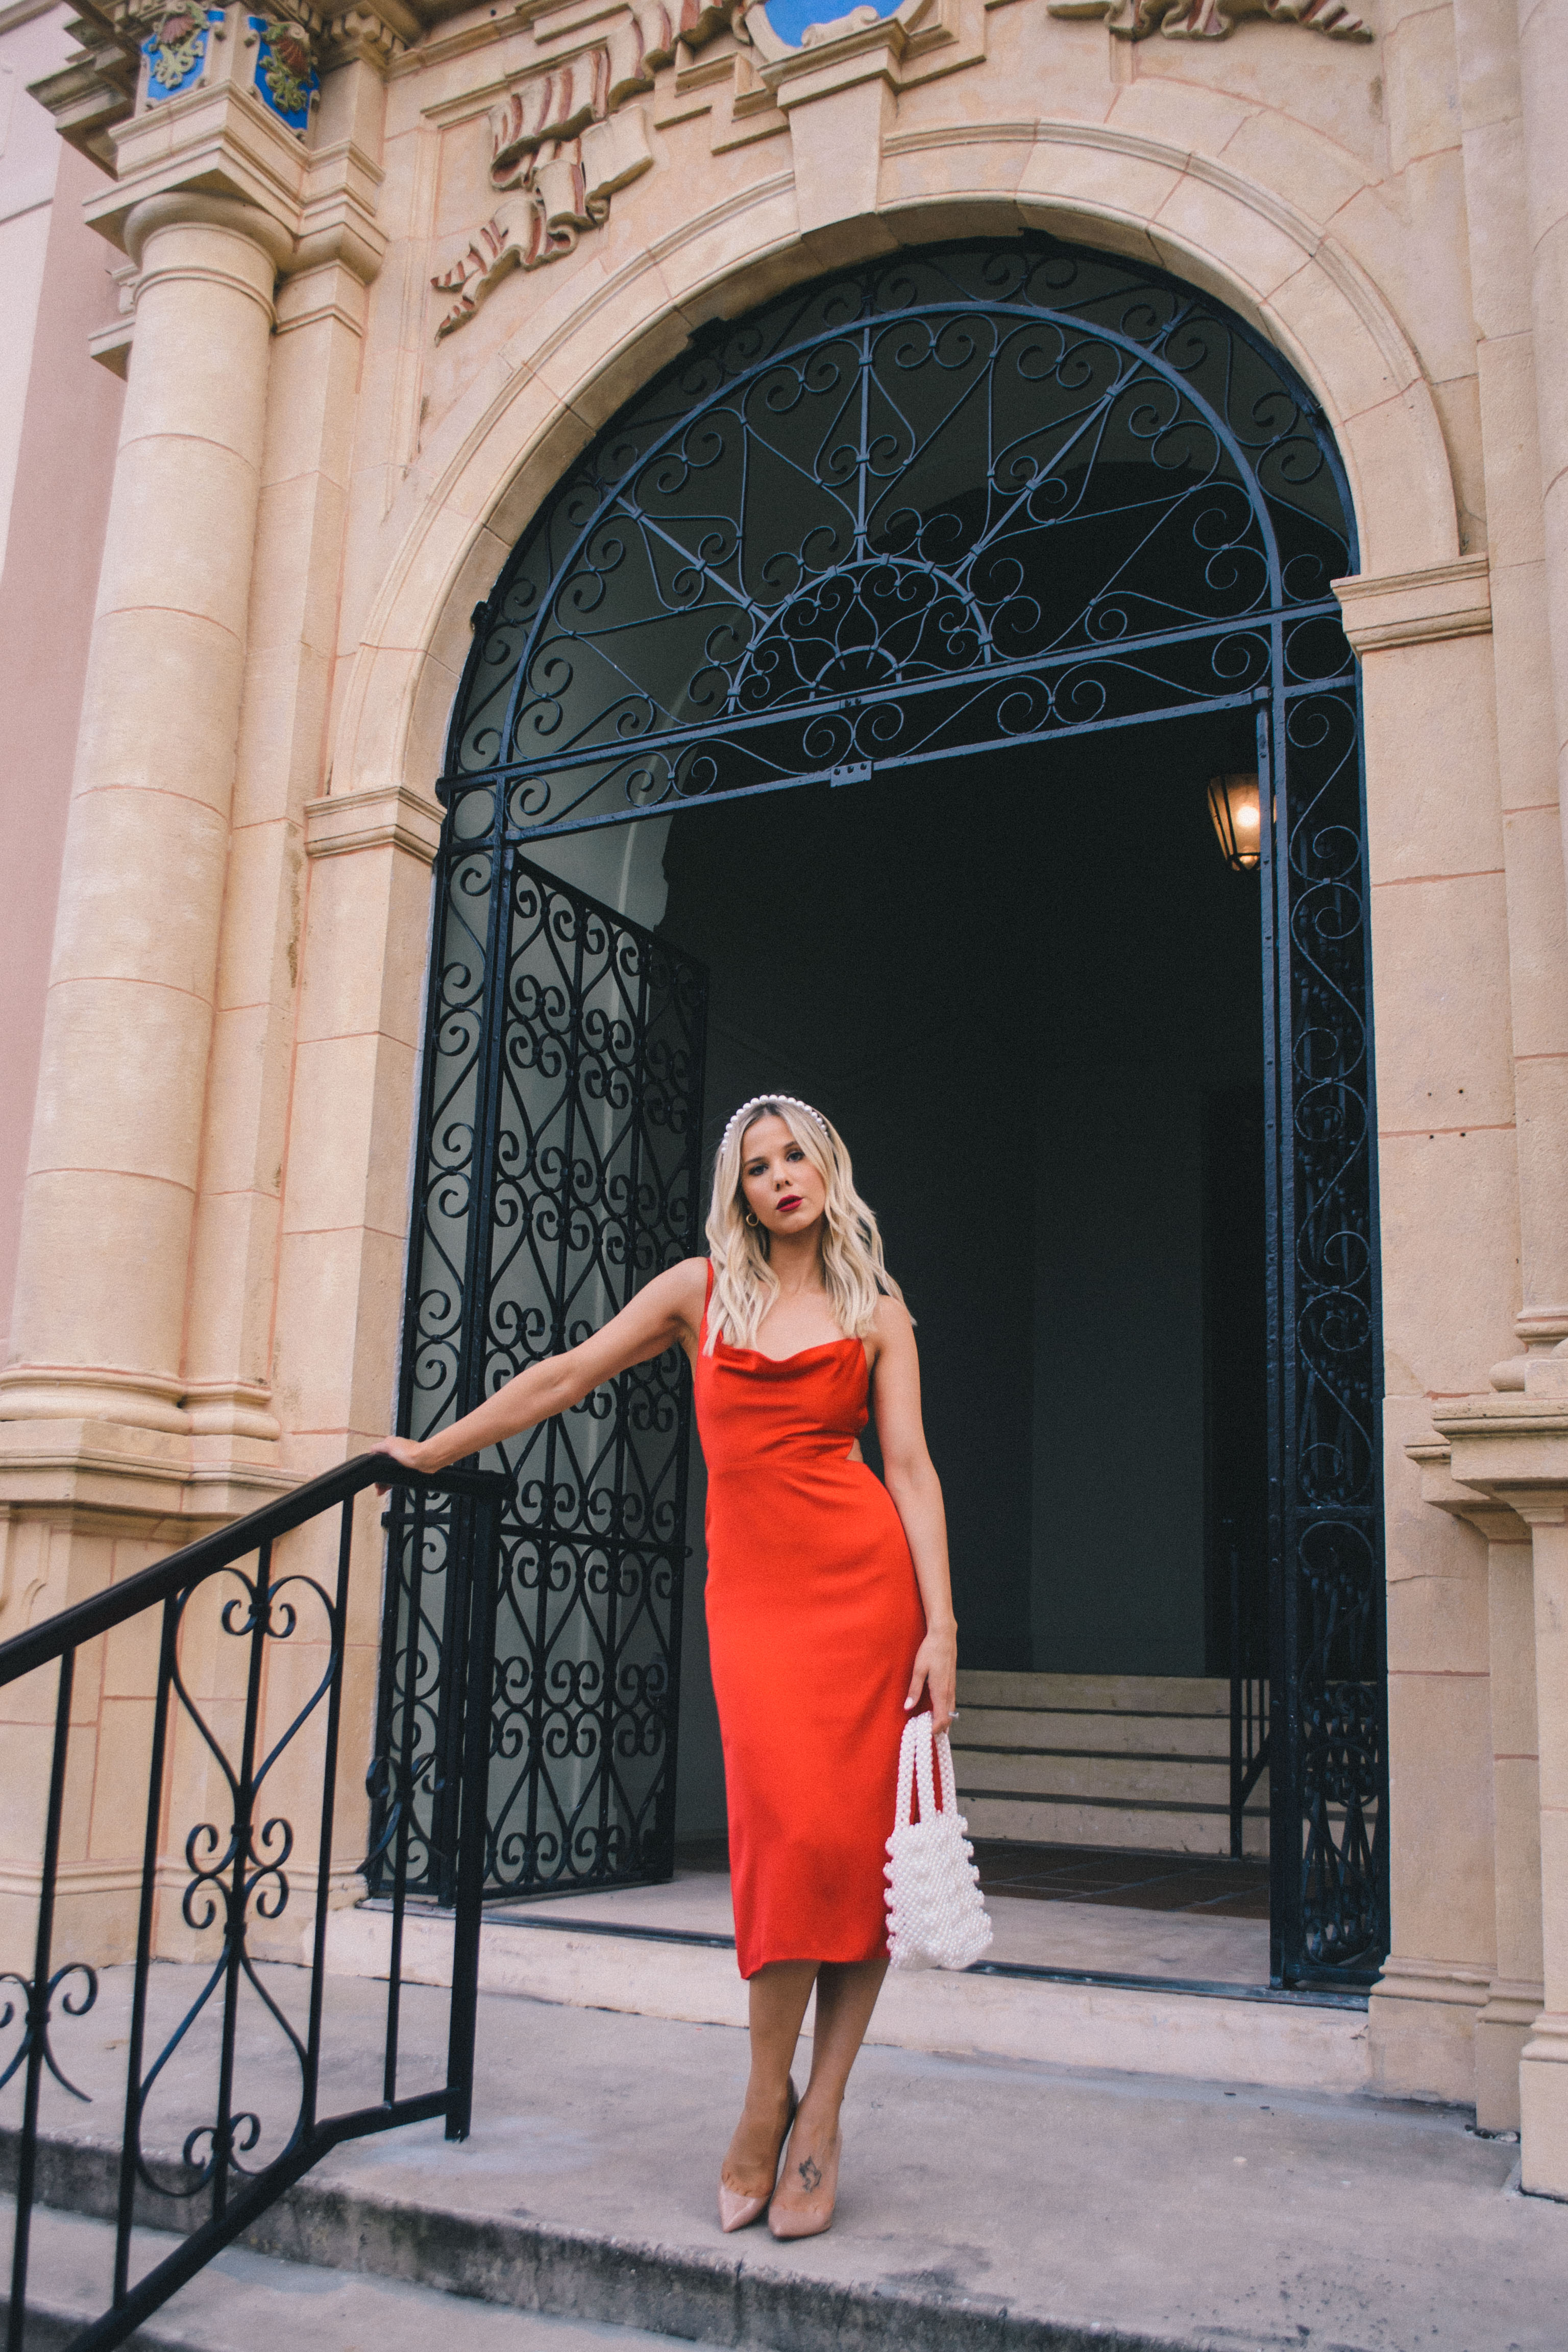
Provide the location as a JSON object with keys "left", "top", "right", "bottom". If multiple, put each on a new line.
{"left": 381, "top": 854, "right": 708, "bottom": 1909}
{"left": 397, "top": 232, "right": 1390, "bottom": 1989}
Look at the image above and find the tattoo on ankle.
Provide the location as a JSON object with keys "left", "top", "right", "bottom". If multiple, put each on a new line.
{"left": 798, "top": 2155, "right": 822, "bottom": 2191}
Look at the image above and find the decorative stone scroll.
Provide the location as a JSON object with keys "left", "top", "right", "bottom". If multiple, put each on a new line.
{"left": 1047, "top": 0, "right": 1371, "bottom": 39}
{"left": 433, "top": 109, "right": 655, "bottom": 332}
{"left": 431, "top": 0, "right": 1374, "bottom": 335}
{"left": 431, "top": 0, "right": 740, "bottom": 336}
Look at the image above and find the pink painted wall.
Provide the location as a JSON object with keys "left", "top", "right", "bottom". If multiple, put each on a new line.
{"left": 0, "top": 137, "right": 125, "bottom": 1359}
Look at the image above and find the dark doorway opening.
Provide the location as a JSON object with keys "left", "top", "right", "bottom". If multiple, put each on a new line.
{"left": 519, "top": 705, "right": 1270, "bottom": 1845}
{"left": 665, "top": 715, "right": 1264, "bottom": 1680}
{"left": 1204, "top": 1085, "right": 1269, "bottom": 1678}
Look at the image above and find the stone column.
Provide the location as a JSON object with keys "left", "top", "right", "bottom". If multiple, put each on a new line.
{"left": 0, "top": 190, "right": 294, "bottom": 1969}
{"left": 1338, "top": 564, "right": 1515, "bottom": 2111}
{"left": 1437, "top": 1400, "right": 1568, "bottom": 2194}
{"left": 173, "top": 44, "right": 397, "bottom": 1935}
{"left": 1517, "top": 0, "right": 1568, "bottom": 841}
{"left": 181, "top": 44, "right": 390, "bottom": 1454}
{"left": 1521, "top": 1502, "right": 1568, "bottom": 2189}
{"left": 1509, "top": 0, "right": 1568, "bottom": 2197}
{"left": 1443, "top": 0, "right": 1566, "bottom": 2130}
{"left": 1452, "top": 0, "right": 1568, "bottom": 1382}
{"left": 1476, "top": 1527, "right": 1544, "bottom": 2130}
{"left": 0, "top": 192, "right": 290, "bottom": 1442}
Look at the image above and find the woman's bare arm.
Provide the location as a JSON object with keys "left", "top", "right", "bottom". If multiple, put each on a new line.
{"left": 869, "top": 1296, "right": 958, "bottom": 1736}
{"left": 376, "top": 1257, "right": 709, "bottom": 1478}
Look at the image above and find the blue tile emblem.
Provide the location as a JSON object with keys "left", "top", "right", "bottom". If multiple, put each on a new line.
{"left": 249, "top": 15, "right": 318, "bottom": 131}
{"left": 142, "top": 7, "right": 224, "bottom": 101}
{"left": 763, "top": 0, "right": 897, "bottom": 43}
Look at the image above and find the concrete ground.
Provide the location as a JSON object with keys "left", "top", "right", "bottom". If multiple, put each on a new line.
{"left": 328, "top": 1877, "right": 1363, "bottom": 2093}
{"left": 497, "top": 1865, "right": 1274, "bottom": 1984}
{"left": 3, "top": 1963, "right": 1562, "bottom": 2350}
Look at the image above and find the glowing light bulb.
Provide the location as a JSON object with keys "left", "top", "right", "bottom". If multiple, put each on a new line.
{"left": 1207, "top": 772, "right": 1263, "bottom": 872}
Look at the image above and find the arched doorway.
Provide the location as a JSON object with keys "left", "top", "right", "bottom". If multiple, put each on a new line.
{"left": 380, "top": 235, "right": 1387, "bottom": 1990}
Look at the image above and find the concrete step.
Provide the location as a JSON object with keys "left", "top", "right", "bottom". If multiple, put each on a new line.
{"left": 323, "top": 1898, "right": 1355, "bottom": 2092}
{"left": 0, "top": 1977, "right": 1535, "bottom": 2352}
{"left": 957, "top": 1705, "right": 1234, "bottom": 1757}
{"left": 959, "top": 1670, "right": 1230, "bottom": 1714}
{"left": 951, "top": 1672, "right": 1269, "bottom": 1858}
{"left": 1, "top": 2194, "right": 683, "bottom": 2352}
{"left": 951, "top": 1746, "right": 1263, "bottom": 1805}
{"left": 961, "top": 1793, "right": 1269, "bottom": 1857}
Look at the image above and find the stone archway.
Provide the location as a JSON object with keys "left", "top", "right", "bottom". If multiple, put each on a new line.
{"left": 375, "top": 231, "right": 1388, "bottom": 1989}
{"left": 325, "top": 122, "right": 1461, "bottom": 824}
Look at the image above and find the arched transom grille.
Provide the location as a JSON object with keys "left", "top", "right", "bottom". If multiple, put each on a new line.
{"left": 447, "top": 239, "right": 1353, "bottom": 833}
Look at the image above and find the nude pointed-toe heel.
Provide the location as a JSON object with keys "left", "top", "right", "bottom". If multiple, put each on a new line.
{"left": 718, "top": 2180, "right": 771, "bottom": 2234}
{"left": 718, "top": 2080, "right": 798, "bottom": 2234}
{"left": 767, "top": 2128, "right": 841, "bottom": 2241}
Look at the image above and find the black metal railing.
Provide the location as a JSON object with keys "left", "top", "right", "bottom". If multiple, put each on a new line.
{"left": 0, "top": 1453, "right": 504, "bottom": 2352}
{"left": 1228, "top": 1535, "right": 1271, "bottom": 1862}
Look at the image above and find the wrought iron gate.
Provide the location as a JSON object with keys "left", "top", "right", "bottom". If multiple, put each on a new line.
{"left": 381, "top": 854, "right": 707, "bottom": 1899}
{"left": 398, "top": 233, "right": 1387, "bottom": 1985}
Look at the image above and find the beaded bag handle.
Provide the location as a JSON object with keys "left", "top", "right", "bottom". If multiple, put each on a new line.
{"left": 894, "top": 1710, "right": 956, "bottom": 1831}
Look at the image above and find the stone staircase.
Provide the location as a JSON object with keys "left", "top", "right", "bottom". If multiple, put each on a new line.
{"left": 951, "top": 1670, "right": 1268, "bottom": 1857}
{"left": 6, "top": 1976, "right": 1481, "bottom": 2352}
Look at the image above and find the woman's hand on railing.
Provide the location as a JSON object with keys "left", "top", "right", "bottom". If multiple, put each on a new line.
{"left": 372, "top": 1434, "right": 433, "bottom": 1491}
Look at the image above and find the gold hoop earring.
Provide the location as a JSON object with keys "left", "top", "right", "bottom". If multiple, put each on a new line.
{"left": 745, "top": 1211, "right": 760, "bottom": 1227}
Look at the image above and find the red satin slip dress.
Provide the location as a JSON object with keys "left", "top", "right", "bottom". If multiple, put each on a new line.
{"left": 695, "top": 1262, "right": 926, "bottom": 1978}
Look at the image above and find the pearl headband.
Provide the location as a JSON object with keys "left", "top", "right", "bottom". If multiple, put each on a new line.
{"left": 720, "top": 1093, "right": 830, "bottom": 1158}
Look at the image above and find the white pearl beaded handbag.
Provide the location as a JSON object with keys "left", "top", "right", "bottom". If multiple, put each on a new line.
{"left": 884, "top": 1710, "right": 994, "bottom": 1971}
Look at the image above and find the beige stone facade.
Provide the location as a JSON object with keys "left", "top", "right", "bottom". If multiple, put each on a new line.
{"left": 5, "top": 0, "right": 1568, "bottom": 2196}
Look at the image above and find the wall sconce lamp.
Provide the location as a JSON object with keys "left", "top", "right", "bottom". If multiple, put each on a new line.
{"left": 1207, "top": 771, "right": 1262, "bottom": 872}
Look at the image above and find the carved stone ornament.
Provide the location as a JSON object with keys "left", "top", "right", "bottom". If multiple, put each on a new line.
{"left": 432, "top": 0, "right": 1372, "bottom": 335}
{"left": 431, "top": 0, "right": 740, "bottom": 336}
{"left": 1047, "top": 0, "right": 1371, "bottom": 39}
{"left": 798, "top": 5, "right": 883, "bottom": 39}
{"left": 319, "top": 4, "right": 405, "bottom": 71}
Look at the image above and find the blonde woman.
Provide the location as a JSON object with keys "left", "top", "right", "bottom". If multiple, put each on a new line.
{"left": 377, "top": 1095, "right": 958, "bottom": 2241}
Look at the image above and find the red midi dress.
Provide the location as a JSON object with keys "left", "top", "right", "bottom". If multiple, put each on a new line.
{"left": 695, "top": 1264, "right": 927, "bottom": 1978}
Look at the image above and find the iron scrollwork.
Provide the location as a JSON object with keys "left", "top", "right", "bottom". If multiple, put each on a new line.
{"left": 1270, "top": 676, "right": 1385, "bottom": 1977}
{"left": 123, "top": 1550, "right": 346, "bottom": 2218}
{"left": 366, "top": 1491, "right": 466, "bottom": 1901}
{"left": 405, "top": 233, "right": 1387, "bottom": 1980}
{"left": 0, "top": 1961, "right": 97, "bottom": 2103}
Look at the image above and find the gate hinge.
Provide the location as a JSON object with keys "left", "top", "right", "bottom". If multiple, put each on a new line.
{"left": 829, "top": 762, "right": 872, "bottom": 788}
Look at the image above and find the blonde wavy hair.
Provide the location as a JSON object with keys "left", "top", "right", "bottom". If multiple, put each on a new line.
{"left": 703, "top": 1095, "right": 905, "bottom": 1353}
